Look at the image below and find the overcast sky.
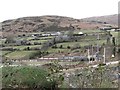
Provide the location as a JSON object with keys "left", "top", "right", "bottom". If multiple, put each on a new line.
{"left": 0, "top": 0, "right": 119, "bottom": 22}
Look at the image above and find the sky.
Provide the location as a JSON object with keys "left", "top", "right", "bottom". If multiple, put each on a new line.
{"left": 0, "top": 0, "right": 119, "bottom": 22}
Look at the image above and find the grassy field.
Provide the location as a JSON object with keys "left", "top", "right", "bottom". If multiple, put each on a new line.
{"left": 5, "top": 51, "right": 39, "bottom": 59}
{"left": 1, "top": 29, "right": 119, "bottom": 89}
{"left": 56, "top": 40, "right": 106, "bottom": 48}
{"left": 5, "top": 45, "right": 41, "bottom": 50}
{"left": 110, "top": 31, "right": 120, "bottom": 45}
{"left": 1, "top": 51, "right": 12, "bottom": 56}
{"left": 30, "top": 39, "right": 47, "bottom": 44}
{"left": 47, "top": 48, "right": 71, "bottom": 53}
{"left": 20, "top": 60, "right": 52, "bottom": 65}
{"left": 2, "top": 66, "right": 55, "bottom": 88}
{"left": 0, "top": 39, "right": 6, "bottom": 45}
{"left": 110, "top": 32, "right": 118, "bottom": 37}
{"left": 2, "top": 30, "right": 120, "bottom": 61}
{"left": 46, "top": 38, "right": 106, "bottom": 55}
{"left": 74, "top": 29, "right": 102, "bottom": 34}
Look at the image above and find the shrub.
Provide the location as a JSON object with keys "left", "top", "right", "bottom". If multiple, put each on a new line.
{"left": 34, "top": 42, "right": 41, "bottom": 45}
{"left": 67, "top": 46, "right": 71, "bottom": 49}
{"left": 52, "top": 45, "right": 57, "bottom": 48}
{"left": 59, "top": 45, "right": 63, "bottom": 49}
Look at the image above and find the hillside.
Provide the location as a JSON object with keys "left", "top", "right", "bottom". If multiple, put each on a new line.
{"left": 1, "top": 14, "right": 118, "bottom": 37}
{"left": 82, "top": 14, "right": 118, "bottom": 25}
{"left": 1, "top": 15, "right": 103, "bottom": 33}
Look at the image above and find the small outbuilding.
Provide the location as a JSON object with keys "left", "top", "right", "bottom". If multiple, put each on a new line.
{"left": 73, "top": 32, "right": 84, "bottom": 36}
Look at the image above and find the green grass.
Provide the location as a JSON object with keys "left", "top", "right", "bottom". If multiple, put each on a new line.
{"left": 30, "top": 40, "right": 47, "bottom": 44}
{"left": 5, "top": 51, "right": 39, "bottom": 59}
{"left": 47, "top": 39, "right": 106, "bottom": 53}
{"left": 56, "top": 40, "right": 106, "bottom": 48}
{"left": 80, "top": 35, "right": 106, "bottom": 40}
{"left": 5, "top": 45, "right": 41, "bottom": 50}
{"left": 21, "top": 61, "right": 52, "bottom": 65}
{"left": 110, "top": 32, "right": 120, "bottom": 45}
{"left": 46, "top": 39, "right": 106, "bottom": 53}
{"left": 0, "top": 39, "right": 6, "bottom": 45}
{"left": 110, "top": 32, "right": 119, "bottom": 38}
{"left": 47, "top": 48, "right": 71, "bottom": 53}
{"left": 1, "top": 51, "right": 12, "bottom": 56}
{"left": 74, "top": 29, "right": 102, "bottom": 34}
{"left": 26, "top": 37, "right": 53, "bottom": 41}
{"left": 2, "top": 66, "right": 54, "bottom": 88}
{"left": 40, "top": 36, "right": 54, "bottom": 39}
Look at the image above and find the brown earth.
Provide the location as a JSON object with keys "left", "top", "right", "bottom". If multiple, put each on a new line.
{"left": 1, "top": 14, "right": 118, "bottom": 37}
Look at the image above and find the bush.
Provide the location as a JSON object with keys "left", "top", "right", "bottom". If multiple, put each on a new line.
{"left": 98, "top": 63, "right": 106, "bottom": 66}
{"left": 67, "top": 46, "right": 71, "bottom": 49}
{"left": 59, "top": 45, "right": 63, "bottom": 49}
{"left": 23, "top": 47, "right": 30, "bottom": 50}
{"left": 52, "top": 45, "right": 57, "bottom": 48}
{"left": 29, "top": 51, "right": 42, "bottom": 59}
{"left": 34, "top": 42, "right": 41, "bottom": 45}
{"left": 2, "top": 47, "right": 14, "bottom": 51}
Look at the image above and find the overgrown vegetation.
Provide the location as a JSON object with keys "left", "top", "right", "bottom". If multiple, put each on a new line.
{"left": 2, "top": 66, "right": 57, "bottom": 89}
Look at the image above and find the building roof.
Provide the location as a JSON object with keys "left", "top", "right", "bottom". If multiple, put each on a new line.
{"left": 78, "top": 32, "right": 83, "bottom": 34}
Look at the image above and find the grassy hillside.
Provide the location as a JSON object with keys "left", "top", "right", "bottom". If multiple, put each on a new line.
{"left": 2, "top": 66, "right": 56, "bottom": 89}
{"left": 82, "top": 14, "right": 118, "bottom": 25}
{"left": 1, "top": 15, "right": 105, "bottom": 36}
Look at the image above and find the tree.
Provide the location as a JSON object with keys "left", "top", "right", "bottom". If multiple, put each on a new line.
{"left": 112, "top": 37, "right": 116, "bottom": 46}
{"left": 27, "top": 47, "right": 30, "bottom": 50}
{"left": 52, "top": 44, "right": 57, "bottom": 48}
{"left": 112, "top": 47, "right": 116, "bottom": 56}
{"left": 5, "top": 35, "right": 15, "bottom": 44}
{"left": 59, "top": 45, "right": 63, "bottom": 49}
{"left": 67, "top": 30, "right": 74, "bottom": 38}
{"left": 106, "top": 36, "right": 111, "bottom": 44}
{"left": 66, "top": 24, "right": 74, "bottom": 40}
{"left": 67, "top": 46, "right": 71, "bottom": 49}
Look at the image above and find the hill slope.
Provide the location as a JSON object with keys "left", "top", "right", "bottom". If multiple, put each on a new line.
{"left": 82, "top": 14, "right": 118, "bottom": 25}
{"left": 1, "top": 14, "right": 118, "bottom": 36}
{"left": 1, "top": 15, "right": 103, "bottom": 33}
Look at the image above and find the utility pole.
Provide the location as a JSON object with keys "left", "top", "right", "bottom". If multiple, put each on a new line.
{"left": 97, "top": 34, "right": 100, "bottom": 51}
{"left": 92, "top": 45, "right": 93, "bottom": 62}
{"left": 96, "top": 33, "right": 99, "bottom": 52}
{"left": 103, "top": 47, "right": 106, "bottom": 64}
{"left": 97, "top": 33, "right": 100, "bottom": 40}
{"left": 88, "top": 49, "right": 90, "bottom": 63}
